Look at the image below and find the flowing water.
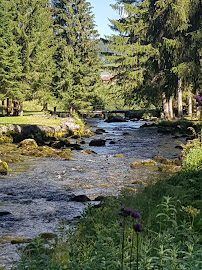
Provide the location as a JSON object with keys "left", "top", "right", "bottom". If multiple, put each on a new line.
{"left": 0, "top": 120, "right": 185, "bottom": 269}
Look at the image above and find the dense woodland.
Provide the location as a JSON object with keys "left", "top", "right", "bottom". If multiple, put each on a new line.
{"left": 0, "top": 0, "right": 201, "bottom": 117}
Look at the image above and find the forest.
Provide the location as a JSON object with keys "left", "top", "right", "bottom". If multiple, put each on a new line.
{"left": 0, "top": 0, "right": 201, "bottom": 118}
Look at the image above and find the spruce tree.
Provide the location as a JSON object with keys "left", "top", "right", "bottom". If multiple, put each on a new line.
{"left": 52, "top": 0, "right": 100, "bottom": 112}
{"left": 109, "top": 0, "right": 201, "bottom": 116}
{"left": 0, "top": 0, "right": 23, "bottom": 101}
{"left": 14, "top": 0, "right": 56, "bottom": 104}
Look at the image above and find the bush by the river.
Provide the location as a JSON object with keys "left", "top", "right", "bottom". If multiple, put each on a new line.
{"left": 15, "top": 139, "right": 202, "bottom": 270}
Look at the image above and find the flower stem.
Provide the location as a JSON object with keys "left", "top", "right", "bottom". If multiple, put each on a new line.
{"left": 121, "top": 219, "right": 125, "bottom": 270}
{"left": 136, "top": 232, "right": 139, "bottom": 270}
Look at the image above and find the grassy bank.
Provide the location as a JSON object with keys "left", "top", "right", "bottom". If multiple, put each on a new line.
{"left": 0, "top": 115, "right": 62, "bottom": 127}
{"left": 14, "top": 137, "right": 202, "bottom": 270}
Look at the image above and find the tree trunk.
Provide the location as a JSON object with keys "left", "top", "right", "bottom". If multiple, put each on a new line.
{"left": 196, "top": 106, "right": 201, "bottom": 118}
{"left": 7, "top": 98, "right": 10, "bottom": 116}
{"left": 177, "top": 77, "right": 183, "bottom": 118}
{"left": 53, "top": 106, "right": 56, "bottom": 114}
{"left": 70, "top": 106, "right": 75, "bottom": 116}
{"left": 162, "top": 92, "right": 169, "bottom": 119}
{"left": 187, "top": 90, "right": 192, "bottom": 118}
{"left": 13, "top": 102, "right": 19, "bottom": 116}
{"left": 11, "top": 100, "right": 14, "bottom": 115}
{"left": 42, "top": 103, "right": 48, "bottom": 111}
{"left": 19, "top": 102, "right": 23, "bottom": 116}
{"left": 2, "top": 100, "right": 5, "bottom": 116}
{"left": 168, "top": 96, "right": 173, "bottom": 119}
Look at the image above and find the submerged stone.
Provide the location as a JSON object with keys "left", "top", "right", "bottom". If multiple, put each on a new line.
{"left": 0, "top": 211, "right": 11, "bottom": 216}
{"left": 89, "top": 139, "right": 106, "bottom": 146}
{"left": 114, "top": 154, "right": 124, "bottom": 158}
{"left": 70, "top": 194, "right": 91, "bottom": 202}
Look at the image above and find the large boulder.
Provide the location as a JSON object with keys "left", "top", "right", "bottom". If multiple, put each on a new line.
{"left": 105, "top": 115, "right": 126, "bottom": 123}
{"left": 89, "top": 139, "right": 106, "bottom": 146}
{"left": 0, "top": 160, "right": 8, "bottom": 175}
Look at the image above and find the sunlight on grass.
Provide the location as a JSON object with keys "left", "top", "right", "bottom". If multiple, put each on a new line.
{"left": 0, "top": 116, "right": 62, "bottom": 127}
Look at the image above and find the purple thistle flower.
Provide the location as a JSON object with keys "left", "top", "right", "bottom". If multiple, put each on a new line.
{"left": 119, "top": 221, "right": 123, "bottom": 227}
{"left": 125, "top": 209, "right": 134, "bottom": 216}
{"left": 133, "top": 223, "right": 141, "bottom": 233}
{"left": 132, "top": 212, "right": 141, "bottom": 219}
{"left": 194, "top": 95, "right": 200, "bottom": 101}
{"left": 121, "top": 205, "right": 126, "bottom": 211}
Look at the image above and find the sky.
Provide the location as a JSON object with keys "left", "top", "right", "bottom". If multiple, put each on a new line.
{"left": 88, "top": 0, "right": 119, "bottom": 38}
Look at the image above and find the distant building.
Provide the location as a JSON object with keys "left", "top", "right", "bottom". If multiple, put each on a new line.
{"left": 100, "top": 71, "right": 113, "bottom": 84}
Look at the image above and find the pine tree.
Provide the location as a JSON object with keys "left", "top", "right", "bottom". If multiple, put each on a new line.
{"left": 0, "top": 0, "right": 23, "bottom": 101}
{"left": 108, "top": 0, "right": 159, "bottom": 108}
{"left": 14, "top": 0, "right": 56, "bottom": 104}
{"left": 109, "top": 0, "right": 201, "bottom": 116}
{"left": 52, "top": 0, "right": 100, "bottom": 112}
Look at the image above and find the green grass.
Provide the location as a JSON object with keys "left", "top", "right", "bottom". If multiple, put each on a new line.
{"left": 0, "top": 115, "right": 62, "bottom": 127}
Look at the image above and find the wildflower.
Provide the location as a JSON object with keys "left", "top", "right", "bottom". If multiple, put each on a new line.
{"left": 125, "top": 209, "right": 134, "bottom": 216}
{"left": 121, "top": 205, "right": 126, "bottom": 211}
{"left": 194, "top": 95, "right": 200, "bottom": 101}
{"left": 132, "top": 212, "right": 141, "bottom": 219}
{"left": 119, "top": 221, "right": 123, "bottom": 227}
{"left": 133, "top": 223, "right": 141, "bottom": 233}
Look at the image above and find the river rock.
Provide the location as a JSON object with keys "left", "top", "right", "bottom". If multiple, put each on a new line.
{"left": 18, "top": 139, "right": 38, "bottom": 149}
{"left": 89, "top": 139, "right": 106, "bottom": 146}
{"left": 81, "top": 149, "right": 97, "bottom": 154}
{"left": 0, "top": 211, "right": 11, "bottom": 216}
{"left": 51, "top": 140, "right": 71, "bottom": 149}
{"left": 153, "top": 156, "right": 172, "bottom": 164}
{"left": 0, "top": 125, "right": 9, "bottom": 135}
{"left": 70, "top": 194, "right": 91, "bottom": 202}
{"left": 95, "top": 128, "right": 106, "bottom": 134}
{"left": 114, "top": 154, "right": 124, "bottom": 158}
{"left": 0, "top": 160, "right": 8, "bottom": 175}
{"left": 105, "top": 115, "right": 126, "bottom": 123}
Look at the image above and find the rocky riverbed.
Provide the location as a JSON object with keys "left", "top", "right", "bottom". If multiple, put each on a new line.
{"left": 0, "top": 119, "right": 186, "bottom": 269}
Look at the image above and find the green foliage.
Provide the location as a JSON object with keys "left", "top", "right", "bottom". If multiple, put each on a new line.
{"left": 182, "top": 139, "right": 202, "bottom": 170}
{"left": 0, "top": 0, "right": 23, "bottom": 100}
{"left": 52, "top": 0, "right": 100, "bottom": 111}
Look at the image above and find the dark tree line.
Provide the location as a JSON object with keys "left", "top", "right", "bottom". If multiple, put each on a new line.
{"left": 0, "top": 0, "right": 100, "bottom": 114}
{"left": 108, "top": 0, "right": 202, "bottom": 118}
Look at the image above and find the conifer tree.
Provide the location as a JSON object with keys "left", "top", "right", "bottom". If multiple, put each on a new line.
{"left": 14, "top": 0, "right": 56, "bottom": 104}
{"left": 0, "top": 0, "right": 23, "bottom": 101}
{"left": 52, "top": 0, "right": 100, "bottom": 111}
{"left": 109, "top": 0, "right": 201, "bottom": 116}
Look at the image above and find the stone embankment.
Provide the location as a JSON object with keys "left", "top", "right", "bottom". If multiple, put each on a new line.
{"left": 0, "top": 117, "right": 95, "bottom": 175}
{"left": 0, "top": 117, "right": 94, "bottom": 145}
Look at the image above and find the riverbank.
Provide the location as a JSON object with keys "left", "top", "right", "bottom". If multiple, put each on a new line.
{"left": 0, "top": 117, "right": 201, "bottom": 269}
{"left": 14, "top": 134, "right": 202, "bottom": 270}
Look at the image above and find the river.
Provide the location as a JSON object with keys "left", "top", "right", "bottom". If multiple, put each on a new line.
{"left": 0, "top": 120, "right": 185, "bottom": 269}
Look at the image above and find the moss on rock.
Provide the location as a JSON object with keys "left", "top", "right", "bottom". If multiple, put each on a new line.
{"left": 0, "top": 135, "right": 13, "bottom": 144}
{"left": 18, "top": 139, "right": 38, "bottom": 149}
{"left": 0, "top": 160, "right": 8, "bottom": 175}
